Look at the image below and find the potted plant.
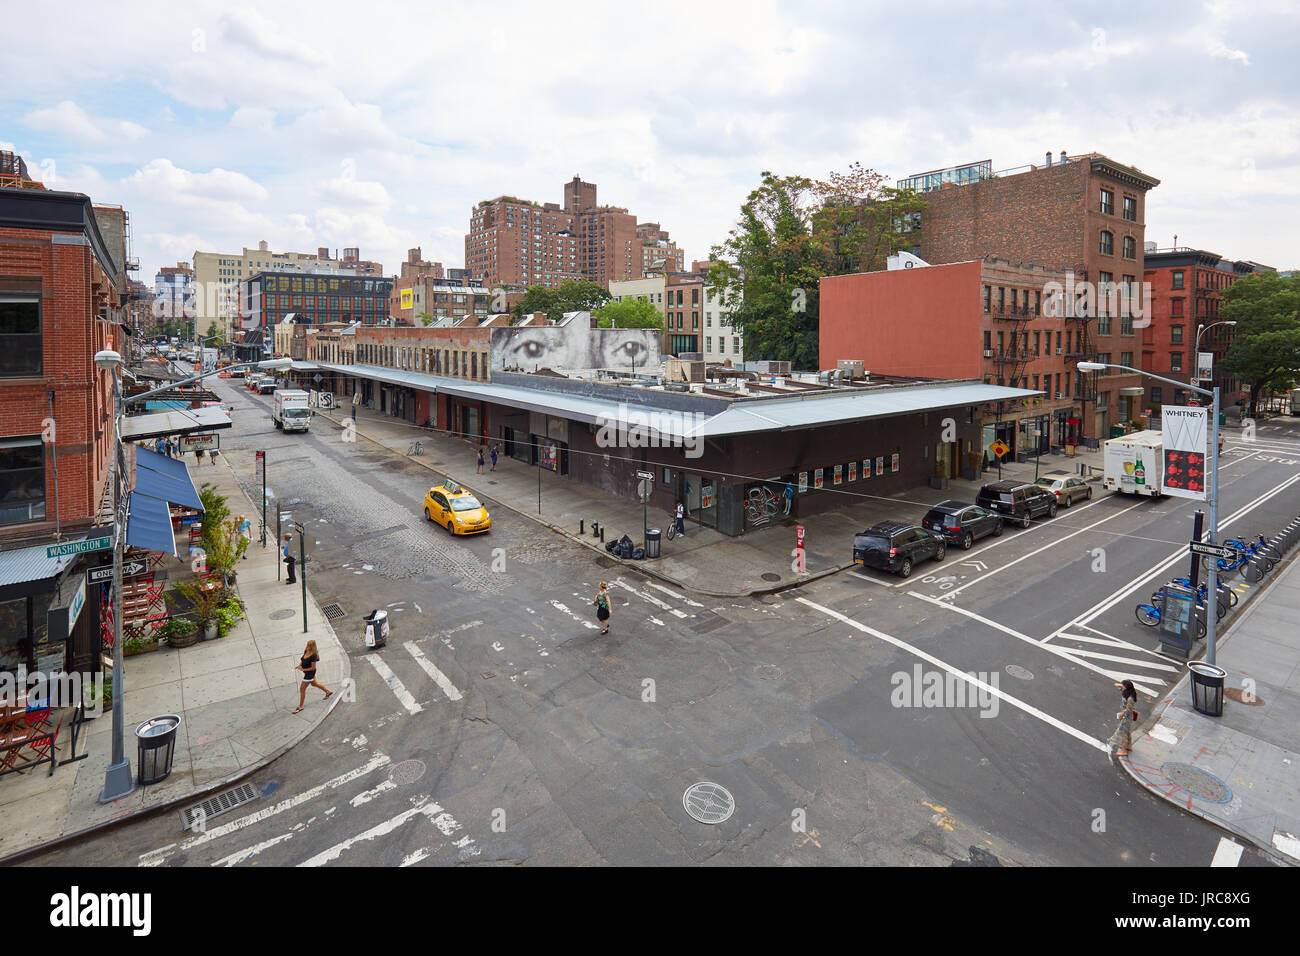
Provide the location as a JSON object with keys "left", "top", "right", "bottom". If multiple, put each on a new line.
{"left": 207, "top": 517, "right": 248, "bottom": 586}
{"left": 123, "top": 623, "right": 160, "bottom": 657}
{"left": 84, "top": 674, "right": 112, "bottom": 716}
{"left": 159, "top": 614, "right": 199, "bottom": 649}
{"left": 215, "top": 593, "right": 246, "bottom": 638}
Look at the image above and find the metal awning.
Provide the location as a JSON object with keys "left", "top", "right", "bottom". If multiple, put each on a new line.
{"left": 121, "top": 405, "right": 233, "bottom": 441}
{"left": 0, "top": 540, "right": 78, "bottom": 589}
{"left": 133, "top": 445, "right": 204, "bottom": 511}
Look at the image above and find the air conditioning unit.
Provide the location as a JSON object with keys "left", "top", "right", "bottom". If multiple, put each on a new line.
{"left": 1056, "top": 392, "right": 1065, "bottom": 399}
{"left": 836, "top": 359, "right": 865, "bottom": 380}
{"left": 983, "top": 349, "right": 995, "bottom": 358}
{"left": 1056, "top": 347, "right": 1063, "bottom": 355}
{"left": 756, "top": 360, "right": 791, "bottom": 375}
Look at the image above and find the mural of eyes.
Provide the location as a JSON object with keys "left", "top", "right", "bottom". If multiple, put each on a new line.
{"left": 512, "top": 337, "right": 549, "bottom": 361}
{"left": 609, "top": 340, "right": 647, "bottom": 362}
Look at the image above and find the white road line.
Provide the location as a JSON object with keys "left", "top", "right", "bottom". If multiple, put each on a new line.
{"left": 1055, "top": 648, "right": 1182, "bottom": 673}
{"left": 939, "top": 498, "right": 1147, "bottom": 600}
{"left": 364, "top": 654, "right": 423, "bottom": 714}
{"left": 400, "top": 847, "right": 432, "bottom": 867}
{"left": 138, "top": 753, "right": 391, "bottom": 865}
{"left": 799, "top": 597, "right": 1109, "bottom": 753}
{"left": 350, "top": 779, "right": 398, "bottom": 807}
{"left": 550, "top": 599, "right": 599, "bottom": 630}
{"left": 1055, "top": 629, "right": 1187, "bottom": 662}
{"left": 297, "top": 800, "right": 445, "bottom": 867}
{"left": 1056, "top": 632, "right": 1127, "bottom": 648}
{"left": 404, "top": 641, "right": 463, "bottom": 701}
{"left": 646, "top": 582, "right": 705, "bottom": 606}
{"left": 212, "top": 818, "right": 315, "bottom": 867}
{"left": 1211, "top": 837, "right": 1244, "bottom": 867}
{"left": 907, "top": 592, "right": 1163, "bottom": 697}
{"left": 612, "top": 579, "right": 690, "bottom": 616}
{"left": 1049, "top": 471, "right": 1300, "bottom": 637}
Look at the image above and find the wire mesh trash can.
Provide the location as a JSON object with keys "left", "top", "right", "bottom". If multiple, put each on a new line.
{"left": 135, "top": 715, "right": 181, "bottom": 785}
{"left": 1188, "top": 661, "right": 1227, "bottom": 717}
{"left": 645, "top": 529, "right": 661, "bottom": 559}
{"left": 363, "top": 609, "right": 389, "bottom": 649}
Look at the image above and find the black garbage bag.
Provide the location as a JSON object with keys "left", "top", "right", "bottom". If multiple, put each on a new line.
{"left": 605, "top": 539, "right": 619, "bottom": 553}
{"left": 632, "top": 547, "right": 645, "bottom": 560}
{"left": 617, "top": 534, "right": 634, "bottom": 559}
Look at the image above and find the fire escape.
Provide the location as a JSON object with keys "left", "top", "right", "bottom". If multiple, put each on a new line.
{"left": 989, "top": 296, "right": 1034, "bottom": 451}
{"left": 1066, "top": 267, "right": 1098, "bottom": 419}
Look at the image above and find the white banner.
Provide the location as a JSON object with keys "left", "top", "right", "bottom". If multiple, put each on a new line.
{"left": 1162, "top": 405, "right": 1208, "bottom": 501}
{"left": 1196, "top": 351, "right": 1214, "bottom": 382}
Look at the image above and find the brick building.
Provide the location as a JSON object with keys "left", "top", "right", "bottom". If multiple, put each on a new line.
{"left": 821, "top": 257, "right": 1083, "bottom": 467}
{"left": 609, "top": 261, "right": 744, "bottom": 360}
{"left": 905, "top": 151, "right": 1161, "bottom": 440}
{"left": 465, "top": 176, "right": 685, "bottom": 290}
{"left": 1141, "top": 247, "right": 1273, "bottom": 410}
{"left": 1, "top": 172, "right": 130, "bottom": 673}
{"left": 236, "top": 269, "right": 393, "bottom": 359}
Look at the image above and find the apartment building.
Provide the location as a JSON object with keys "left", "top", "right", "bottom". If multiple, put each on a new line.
{"left": 609, "top": 263, "right": 743, "bottom": 361}
{"left": 154, "top": 262, "right": 194, "bottom": 323}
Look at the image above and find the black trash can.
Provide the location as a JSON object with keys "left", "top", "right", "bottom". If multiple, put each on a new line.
{"left": 1188, "top": 661, "right": 1227, "bottom": 717}
{"left": 646, "top": 529, "right": 661, "bottom": 559}
{"left": 136, "top": 715, "right": 181, "bottom": 785}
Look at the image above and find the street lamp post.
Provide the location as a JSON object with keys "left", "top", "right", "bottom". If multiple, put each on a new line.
{"left": 92, "top": 348, "right": 292, "bottom": 802}
{"left": 1078, "top": 361, "right": 1222, "bottom": 666}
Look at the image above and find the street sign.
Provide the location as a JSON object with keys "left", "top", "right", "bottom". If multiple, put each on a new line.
{"left": 637, "top": 479, "right": 651, "bottom": 502}
{"left": 990, "top": 439, "right": 1010, "bottom": 458}
{"left": 87, "top": 560, "right": 149, "bottom": 584}
{"left": 636, "top": 470, "right": 654, "bottom": 480}
{"left": 1190, "top": 541, "right": 1236, "bottom": 560}
{"left": 47, "top": 536, "right": 112, "bottom": 559}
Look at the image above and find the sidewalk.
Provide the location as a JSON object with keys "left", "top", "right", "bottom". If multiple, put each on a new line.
{"left": 314, "top": 401, "right": 1108, "bottom": 597}
{"left": 1121, "top": 553, "right": 1300, "bottom": 866}
{"left": 0, "top": 453, "right": 348, "bottom": 862}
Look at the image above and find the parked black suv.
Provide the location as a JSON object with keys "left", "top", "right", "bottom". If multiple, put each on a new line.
{"left": 975, "top": 480, "right": 1057, "bottom": 528}
{"left": 853, "top": 520, "right": 946, "bottom": 578}
{"left": 921, "top": 500, "right": 1004, "bottom": 549}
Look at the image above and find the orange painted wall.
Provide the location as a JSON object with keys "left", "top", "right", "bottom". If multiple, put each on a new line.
{"left": 819, "top": 260, "right": 983, "bottom": 379}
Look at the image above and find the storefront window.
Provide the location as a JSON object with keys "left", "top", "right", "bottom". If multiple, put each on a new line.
{"left": 0, "top": 437, "right": 46, "bottom": 525}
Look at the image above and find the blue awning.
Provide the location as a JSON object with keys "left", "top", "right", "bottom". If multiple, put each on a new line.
{"left": 125, "top": 493, "right": 177, "bottom": 556}
{"left": 133, "top": 445, "right": 203, "bottom": 511}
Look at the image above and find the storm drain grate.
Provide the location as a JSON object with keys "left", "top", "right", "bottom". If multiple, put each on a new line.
{"left": 683, "top": 782, "right": 735, "bottom": 825}
{"left": 180, "top": 782, "right": 259, "bottom": 831}
{"left": 321, "top": 603, "right": 346, "bottom": 622}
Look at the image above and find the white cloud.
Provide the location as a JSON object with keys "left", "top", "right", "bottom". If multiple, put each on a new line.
{"left": 318, "top": 177, "right": 391, "bottom": 209}
{"left": 230, "top": 107, "right": 276, "bottom": 133}
{"left": 220, "top": 9, "right": 331, "bottom": 66}
{"left": 125, "top": 158, "right": 268, "bottom": 203}
{"left": 25, "top": 100, "right": 106, "bottom": 141}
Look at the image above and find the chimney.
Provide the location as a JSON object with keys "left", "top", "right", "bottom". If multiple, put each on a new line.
{"left": 1045, "top": 151, "right": 1052, "bottom": 168}
{"left": 318, "top": 247, "right": 329, "bottom": 259}
{"left": 1059, "top": 150, "right": 1067, "bottom": 164}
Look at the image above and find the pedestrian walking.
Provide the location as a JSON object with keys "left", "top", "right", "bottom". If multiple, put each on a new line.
{"left": 194, "top": 448, "right": 202, "bottom": 466}
{"left": 1109, "top": 680, "right": 1138, "bottom": 757}
{"left": 293, "top": 639, "right": 332, "bottom": 713}
{"left": 490, "top": 443, "right": 499, "bottom": 471}
{"left": 593, "top": 581, "right": 611, "bottom": 634}
{"left": 283, "top": 535, "right": 296, "bottom": 584}
{"left": 476, "top": 446, "right": 485, "bottom": 474}
{"left": 154, "top": 437, "right": 166, "bottom": 457}
{"left": 168, "top": 438, "right": 178, "bottom": 458}
{"left": 237, "top": 515, "right": 251, "bottom": 559}
{"left": 675, "top": 501, "right": 686, "bottom": 538}
{"left": 208, "top": 447, "right": 218, "bottom": 466}
{"left": 351, "top": 392, "right": 359, "bottom": 422}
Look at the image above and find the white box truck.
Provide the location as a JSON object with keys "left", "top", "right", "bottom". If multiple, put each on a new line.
{"left": 272, "top": 390, "right": 312, "bottom": 432}
{"left": 1103, "top": 430, "right": 1163, "bottom": 495}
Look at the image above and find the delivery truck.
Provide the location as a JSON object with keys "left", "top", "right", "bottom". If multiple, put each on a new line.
{"left": 272, "top": 389, "right": 312, "bottom": 432}
{"left": 1103, "top": 430, "right": 1163, "bottom": 496}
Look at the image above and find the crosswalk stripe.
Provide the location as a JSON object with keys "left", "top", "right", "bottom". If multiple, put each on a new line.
{"left": 1055, "top": 648, "right": 1182, "bottom": 673}
{"left": 364, "top": 655, "right": 423, "bottom": 714}
{"left": 1056, "top": 633, "right": 1127, "bottom": 648}
{"left": 611, "top": 579, "right": 690, "bottom": 617}
{"left": 1089, "top": 668, "right": 1165, "bottom": 696}
{"left": 404, "top": 641, "right": 463, "bottom": 701}
{"left": 646, "top": 582, "right": 705, "bottom": 606}
{"left": 297, "top": 800, "right": 445, "bottom": 867}
{"left": 550, "top": 599, "right": 599, "bottom": 629}
{"left": 1211, "top": 837, "right": 1244, "bottom": 867}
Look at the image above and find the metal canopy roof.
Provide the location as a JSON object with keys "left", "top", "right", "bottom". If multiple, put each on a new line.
{"left": 0, "top": 539, "right": 78, "bottom": 589}
{"left": 121, "top": 405, "right": 233, "bottom": 441}
{"left": 306, "top": 361, "right": 1040, "bottom": 440}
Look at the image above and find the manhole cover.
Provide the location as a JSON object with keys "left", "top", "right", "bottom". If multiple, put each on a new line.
{"left": 754, "top": 665, "right": 782, "bottom": 680}
{"left": 1225, "top": 687, "right": 1263, "bottom": 705}
{"left": 1160, "top": 762, "right": 1232, "bottom": 803}
{"left": 321, "top": 603, "right": 345, "bottom": 622}
{"left": 268, "top": 608, "right": 296, "bottom": 620}
{"left": 683, "top": 782, "right": 735, "bottom": 824}
{"left": 389, "top": 760, "right": 426, "bottom": 785}
{"left": 761, "top": 572, "right": 782, "bottom": 582}
{"left": 1005, "top": 665, "right": 1034, "bottom": 680}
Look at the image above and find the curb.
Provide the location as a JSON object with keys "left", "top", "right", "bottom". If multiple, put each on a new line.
{"left": 318, "top": 408, "right": 847, "bottom": 598}
{"left": 0, "top": 456, "right": 353, "bottom": 865}
{"left": 1118, "top": 545, "right": 1300, "bottom": 866}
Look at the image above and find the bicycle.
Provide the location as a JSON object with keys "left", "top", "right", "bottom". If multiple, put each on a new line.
{"left": 1149, "top": 584, "right": 1225, "bottom": 622}
{"left": 1169, "top": 576, "right": 1238, "bottom": 609}
{"left": 1135, "top": 596, "right": 1207, "bottom": 636}
{"left": 665, "top": 517, "right": 677, "bottom": 541}
{"left": 407, "top": 441, "right": 423, "bottom": 455}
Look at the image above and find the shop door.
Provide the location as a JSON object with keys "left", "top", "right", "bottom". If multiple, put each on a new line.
{"left": 935, "top": 442, "right": 958, "bottom": 479}
{"left": 463, "top": 406, "right": 480, "bottom": 442}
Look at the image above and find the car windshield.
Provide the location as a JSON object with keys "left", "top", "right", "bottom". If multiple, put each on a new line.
{"left": 285, "top": 408, "right": 309, "bottom": 419}
{"left": 451, "top": 496, "right": 483, "bottom": 512}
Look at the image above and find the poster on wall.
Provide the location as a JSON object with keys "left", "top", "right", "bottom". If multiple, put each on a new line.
{"left": 848, "top": 462, "right": 857, "bottom": 482}
{"left": 862, "top": 459, "right": 871, "bottom": 479}
{"left": 814, "top": 468, "right": 824, "bottom": 489}
{"left": 700, "top": 482, "right": 714, "bottom": 509}
{"left": 875, "top": 457, "right": 885, "bottom": 476}
{"left": 890, "top": 453, "right": 900, "bottom": 473}
{"left": 833, "top": 465, "right": 842, "bottom": 486}
{"left": 798, "top": 472, "right": 808, "bottom": 493}
{"left": 540, "top": 442, "right": 558, "bottom": 473}
{"left": 1162, "top": 405, "right": 1208, "bottom": 500}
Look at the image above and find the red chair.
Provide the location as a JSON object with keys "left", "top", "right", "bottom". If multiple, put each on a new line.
{"left": 27, "top": 720, "right": 60, "bottom": 774}
{"left": 23, "top": 700, "right": 51, "bottom": 731}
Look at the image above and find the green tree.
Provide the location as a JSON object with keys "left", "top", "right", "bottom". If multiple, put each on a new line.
{"left": 708, "top": 165, "right": 926, "bottom": 368}
{"left": 1220, "top": 271, "right": 1300, "bottom": 418}
{"left": 204, "top": 321, "right": 226, "bottom": 346}
{"left": 592, "top": 298, "right": 663, "bottom": 329}
{"left": 510, "top": 280, "right": 610, "bottom": 322}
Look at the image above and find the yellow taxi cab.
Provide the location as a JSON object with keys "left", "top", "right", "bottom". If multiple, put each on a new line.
{"left": 423, "top": 480, "right": 491, "bottom": 535}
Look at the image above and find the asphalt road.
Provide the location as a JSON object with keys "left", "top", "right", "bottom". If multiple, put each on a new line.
{"left": 23, "top": 382, "right": 1300, "bottom": 867}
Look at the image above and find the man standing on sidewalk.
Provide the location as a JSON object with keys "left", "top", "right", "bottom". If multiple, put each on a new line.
{"left": 352, "top": 392, "right": 359, "bottom": 423}
{"left": 283, "top": 534, "right": 296, "bottom": 584}
{"left": 490, "top": 443, "right": 499, "bottom": 471}
{"left": 675, "top": 501, "right": 686, "bottom": 538}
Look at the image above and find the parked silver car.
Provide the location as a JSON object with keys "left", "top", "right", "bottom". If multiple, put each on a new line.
{"left": 1034, "top": 472, "right": 1092, "bottom": 507}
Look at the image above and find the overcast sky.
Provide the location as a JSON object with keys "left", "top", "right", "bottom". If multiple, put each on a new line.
{"left": 2, "top": 0, "right": 1294, "bottom": 283}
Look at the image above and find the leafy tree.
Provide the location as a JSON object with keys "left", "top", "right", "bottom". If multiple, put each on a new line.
{"left": 1220, "top": 271, "right": 1300, "bottom": 418}
{"left": 511, "top": 280, "right": 610, "bottom": 322}
{"left": 592, "top": 298, "right": 663, "bottom": 329}
{"left": 708, "top": 166, "right": 926, "bottom": 369}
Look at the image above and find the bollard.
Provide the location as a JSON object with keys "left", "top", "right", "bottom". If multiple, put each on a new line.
{"left": 579, "top": 519, "right": 584, "bottom": 535}
{"left": 600, "top": 527, "right": 605, "bottom": 543}
{"left": 592, "top": 520, "right": 600, "bottom": 537}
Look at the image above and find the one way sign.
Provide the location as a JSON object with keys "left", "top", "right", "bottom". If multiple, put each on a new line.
{"left": 1189, "top": 541, "right": 1236, "bottom": 560}
{"left": 87, "top": 560, "right": 149, "bottom": 584}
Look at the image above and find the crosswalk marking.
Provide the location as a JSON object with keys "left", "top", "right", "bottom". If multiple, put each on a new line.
{"left": 647, "top": 582, "right": 705, "bottom": 606}
{"left": 550, "top": 599, "right": 599, "bottom": 629}
{"left": 298, "top": 800, "right": 453, "bottom": 867}
{"left": 1211, "top": 837, "right": 1244, "bottom": 867}
{"left": 1057, "top": 648, "right": 1182, "bottom": 673}
{"left": 404, "top": 641, "right": 463, "bottom": 701}
{"left": 610, "top": 579, "right": 690, "bottom": 617}
{"left": 364, "top": 655, "right": 423, "bottom": 714}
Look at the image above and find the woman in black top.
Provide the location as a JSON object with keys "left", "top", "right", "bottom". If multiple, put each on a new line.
{"left": 293, "top": 639, "right": 332, "bottom": 713}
